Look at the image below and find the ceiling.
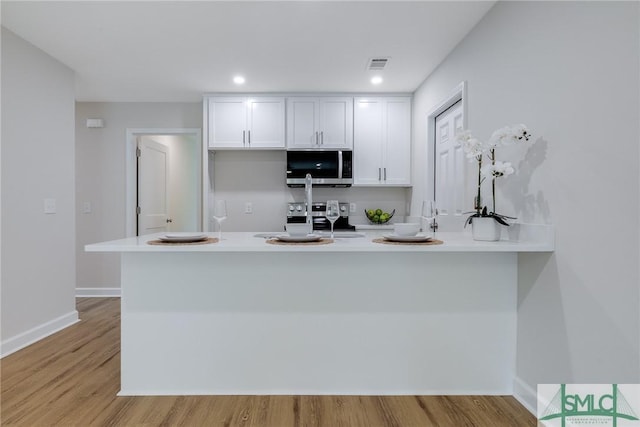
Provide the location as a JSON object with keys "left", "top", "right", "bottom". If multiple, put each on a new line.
{"left": 1, "top": 1, "right": 495, "bottom": 102}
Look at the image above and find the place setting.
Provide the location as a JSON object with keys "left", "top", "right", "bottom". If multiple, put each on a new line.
{"left": 373, "top": 200, "right": 443, "bottom": 245}
{"left": 147, "top": 199, "right": 228, "bottom": 245}
{"left": 147, "top": 233, "right": 218, "bottom": 246}
{"left": 267, "top": 200, "right": 340, "bottom": 245}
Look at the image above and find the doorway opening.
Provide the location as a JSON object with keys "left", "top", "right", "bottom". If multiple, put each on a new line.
{"left": 125, "top": 128, "right": 203, "bottom": 237}
{"left": 425, "top": 81, "right": 467, "bottom": 231}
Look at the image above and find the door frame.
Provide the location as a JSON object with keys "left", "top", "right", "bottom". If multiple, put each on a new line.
{"left": 425, "top": 81, "right": 467, "bottom": 202}
{"left": 125, "top": 128, "right": 203, "bottom": 237}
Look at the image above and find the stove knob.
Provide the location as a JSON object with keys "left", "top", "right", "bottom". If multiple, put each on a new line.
{"left": 296, "top": 205, "right": 303, "bottom": 212}
{"left": 340, "top": 205, "right": 346, "bottom": 212}
{"left": 288, "top": 205, "right": 294, "bottom": 211}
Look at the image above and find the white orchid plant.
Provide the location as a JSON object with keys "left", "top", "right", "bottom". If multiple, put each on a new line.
{"left": 456, "top": 124, "right": 531, "bottom": 226}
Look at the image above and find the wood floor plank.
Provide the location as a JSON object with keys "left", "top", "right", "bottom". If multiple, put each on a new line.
{"left": 1, "top": 298, "right": 536, "bottom": 426}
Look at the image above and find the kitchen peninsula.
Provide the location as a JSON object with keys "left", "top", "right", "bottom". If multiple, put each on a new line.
{"left": 86, "top": 228, "right": 553, "bottom": 396}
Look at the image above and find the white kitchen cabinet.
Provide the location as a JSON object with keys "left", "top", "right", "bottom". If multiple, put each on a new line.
{"left": 207, "top": 96, "right": 285, "bottom": 149}
{"left": 286, "top": 97, "right": 353, "bottom": 149}
{"left": 353, "top": 97, "right": 411, "bottom": 186}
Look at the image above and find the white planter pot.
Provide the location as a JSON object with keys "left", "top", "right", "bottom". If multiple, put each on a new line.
{"left": 471, "top": 217, "right": 502, "bottom": 241}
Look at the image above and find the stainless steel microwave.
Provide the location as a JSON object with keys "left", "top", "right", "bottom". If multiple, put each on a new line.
{"left": 286, "top": 150, "right": 353, "bottom": 187}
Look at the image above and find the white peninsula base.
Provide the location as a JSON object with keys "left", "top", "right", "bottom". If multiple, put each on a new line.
{"left": 118, "top": 249, "right": 517, "bottom": 396}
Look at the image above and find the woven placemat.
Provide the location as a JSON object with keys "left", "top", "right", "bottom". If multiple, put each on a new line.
{"left": 147, "top": 237, "right": 219, "bottom": 246}
{"left": 266, "top": 238, "right": 334, "bottom": 246}
{"left": 372, "top": 238, "right": 443, "bottom": 246}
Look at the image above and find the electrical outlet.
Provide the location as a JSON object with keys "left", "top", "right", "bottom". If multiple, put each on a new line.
{"left": 349, "top": 203, "right": 356, "bottom": 213}
{"left": 82, "top": 201, "right": 92, "bottom": 214}
{"left": 44, "top": 198, "right": 56, "bottom": 214}
{"left": 244, "top": 202, "right": 253, "bottom": 214}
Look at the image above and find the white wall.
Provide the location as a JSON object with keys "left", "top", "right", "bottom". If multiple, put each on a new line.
{"left": 75, "top": 102, "right": 202, "bottom": 290}
{"left": 1, "top": 28, "right": 78, "bottom": 356}
{"left": 411, "top": 0, "right": 639, "bottom": 401}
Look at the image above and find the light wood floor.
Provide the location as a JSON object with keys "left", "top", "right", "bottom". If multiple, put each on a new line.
{"left": 1, "top": 298, "right": 535, "bottom": 426}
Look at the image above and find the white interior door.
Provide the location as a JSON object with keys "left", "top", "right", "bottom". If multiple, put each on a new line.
{"left": 138, "top": 137, "right": 170, "bottom": 235}
{"left": 434, "top": 100, "right": 465, "bottom": 230}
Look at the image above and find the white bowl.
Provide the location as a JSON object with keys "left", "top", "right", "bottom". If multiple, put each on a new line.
{"left": 394, "top": 222, "right": 420, "bottom": 237}
{"left": 285, "top": 223, "right": 312, "bottom": 236}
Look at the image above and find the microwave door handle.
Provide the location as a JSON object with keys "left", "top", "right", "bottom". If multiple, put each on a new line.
{"left": 338, "top": 150, "right": 343, "bottom": 178}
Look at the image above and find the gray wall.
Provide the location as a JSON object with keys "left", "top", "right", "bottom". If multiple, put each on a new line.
{"left": 75, "top": 102, "right": 202, "bottom": 289}
{"left": 1, "top": 28, "right": 77, "bottom": 353}
{"left": 76, "top": 102, "right": 409, "bottom": 290}
{"left": 210, "top": 150, "right": 408, "bottom": 233}
{"left": 411, "top": 1, "right": 639, "bottom": 405}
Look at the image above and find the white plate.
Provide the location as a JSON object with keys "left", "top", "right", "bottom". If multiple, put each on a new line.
{"left": 382, "top": 234, "right": 432, "bottom": 243}
{"left": 158, "top": 233, "right": 208, "bottom": 243}
{"left": 275, "top": 234, "right": 322, "bottom": 243}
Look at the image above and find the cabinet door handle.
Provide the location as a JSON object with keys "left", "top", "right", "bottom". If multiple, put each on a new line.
{"left": 315, "top": 131, "right": 319, "bottom": 145}
{"left": 243, "top": 130, "right": 246, "bottom": 145}
{"left": 248, "top": 130, "right": 251, "bottom": 145}
{"left": 378, "top": 168, "right": 381, "bottom": 181}
{"left": 320, "top": 131, "right": 324, "bottom": 145}
{"left": 384, "top": 168, "right": 387, "bottom": 181}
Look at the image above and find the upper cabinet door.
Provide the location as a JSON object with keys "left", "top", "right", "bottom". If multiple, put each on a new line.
{"left": 247, "top": 97, "right": 285, "bottom": 149}
{"left": 207, "top": 96, "right": 285, "bottom": 149}
{"left": 353, "top": 96, "right": 411, "bottom": 187}
{"left": 286, "top": 97, "right": 319, "bottom": 149}
{"left": 353, "top": 98, "right": 384, "bottom": 185}
{"left": 382, "top": 98, "right": 411, "bottom": 185}
{"left": 318, "top": 98, "right": 353, "bottom": 148}
{"left": 286, "top": 97, "right": 353, "bottom": 149}
{"left": 208, "top": 97, "right": 247, "bottom": 148}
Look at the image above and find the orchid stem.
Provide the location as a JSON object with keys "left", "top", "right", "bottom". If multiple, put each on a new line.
{"left": 491, "top": 149, "right": 496, "bottom": 214}
{"left": 476, "top": 156, "right": 482, "bottom": 214}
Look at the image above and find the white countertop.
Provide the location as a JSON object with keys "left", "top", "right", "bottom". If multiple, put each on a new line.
{"left": 86, "top": 224, "right": 554, "bottom": 253}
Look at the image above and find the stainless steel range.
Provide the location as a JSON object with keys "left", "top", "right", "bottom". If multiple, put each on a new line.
{"left": 287, "top": 202, "right": 356, "bottom": 232}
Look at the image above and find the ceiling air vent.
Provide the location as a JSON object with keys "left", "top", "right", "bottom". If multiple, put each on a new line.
{"left": 367, "top": 57, "right": 389, "bottom": 71}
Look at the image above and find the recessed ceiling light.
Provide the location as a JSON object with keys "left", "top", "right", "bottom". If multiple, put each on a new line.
{"left": 233, "top": 75, "right": 245, "bottom": 85}
{"left": 371, "top": 76, "right": 383, "bottom": 85}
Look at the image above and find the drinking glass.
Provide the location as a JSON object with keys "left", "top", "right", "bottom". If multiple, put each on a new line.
{"left": 421, "top": 200, "right": 438, "bottom": 237}
{"left": 325, "top": 200, "right": 340, "bottom": 238}
{"left": 212, "top": 200, "right": 227, "bottom": 240}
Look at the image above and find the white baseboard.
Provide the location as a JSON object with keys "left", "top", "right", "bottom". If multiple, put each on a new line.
{"left": 76, "top": 287, "right": 121, "bottom": 297}
{"left": 513, "top": 376, "right": 537, "bottom": 416}
{"left": 118, "top": 388, "right": 512, "bottom": 397}
{"left": 1, "top": 310, "right": 80, "bottom": 358}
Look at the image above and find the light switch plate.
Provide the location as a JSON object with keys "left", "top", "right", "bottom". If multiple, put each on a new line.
{"left": 44, "top": 198, "right": 56, "bottom": 214}
{"left": 244, "top": 202, "right": 253, "bottom": 214}
{"left": 82, "top": 201, "right": 92, "bottom": 214}
{"left": 349, "top": 203, "right": 356, "bottom": 213}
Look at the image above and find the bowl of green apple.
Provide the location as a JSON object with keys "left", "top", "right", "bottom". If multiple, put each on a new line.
{"left": 365, "top": 208, "right": 395, "bottom": 224}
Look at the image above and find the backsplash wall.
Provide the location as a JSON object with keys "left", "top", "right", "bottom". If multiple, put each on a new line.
{"left": 210, "top": 150, "right": 408, "bottom": 232}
